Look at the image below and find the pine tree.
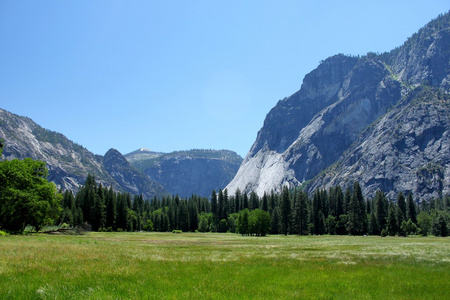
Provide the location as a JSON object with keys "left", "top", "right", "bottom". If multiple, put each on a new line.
{"left": 387, "top": 201, "right": 398, "bottom": 236}
{"left": 234, "top": 189, "right": 241, "bottom": 213}
{"left": 242, "top": 193, "right": 249, "bottom": 210}
{"left": 347, "top": 182, "right": 365, "bottom": 235}
{"left": 279, "top": 186, "right": 291, "bottom": 235}
{"left": 261, "top": 192, "right": 269, "bottom": 212}
{"left": 210, "top": 190, "right": 218, "bottom": 230}
{"left": 396, "top": 191, "right": 406, "bottom": 231}
{"left": 343, "top": 186, "right": 352, "bottom": 214}
{"left": 116, "top": 193, "right": 129, "bottom": 231}
{"left": 312, "top": 188, "right": 323, "bottom": 234}
{"left": 249, "top": 191, "right": 259, "bottom": 210}
{"left": 374, "top": 190, "right": 388, "bottom": 234}
{"left": 270, "top": 206, "right": 281, "bottom": 234}
{"left": 237, "top": 209, "right": 249, "bottom": 235}
{"left": 406, "top": 192, "right": 417, "bottom": 224}
{"left": 222, "top": 189, "right": 229, "bottom": 221}
{"left": 368, "top": 202, "right": 378, "bottom": 235}
{"left": 105, "top": 186, "right": 116, "bottom": 230}
{"left": 217, "top": 189, "right": 224, "bottom": 221}
{"left": 335, "top": 185, "right": 344, "bottom": 217}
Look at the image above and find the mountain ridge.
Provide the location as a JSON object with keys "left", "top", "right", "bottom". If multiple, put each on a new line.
{"left": 226, "top": 11, "right": 450, "bottom": 201}
{"left": 0, "top": 109, "right": 242, "bottom": 198}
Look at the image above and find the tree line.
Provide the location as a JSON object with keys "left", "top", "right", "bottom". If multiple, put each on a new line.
{"left": 57, "top": 174, "right": 449, "bottom": 237}
{"left": 0, "top": 138, "right": 448, "bottom": 237}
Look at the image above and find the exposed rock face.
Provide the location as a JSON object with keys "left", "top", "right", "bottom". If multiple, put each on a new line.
{"left": 0, "top": 109, "right": 241, "bottom": 199}
{"left": 126, "top": 149, "right": 243, "bottom": 198}
{"left": 227, "top": 12, "right": 450, "bottom": 201}
{"left": 0, "top": 109, "right": 115, "bottom": 191}
{"left": 103, "top": 149, "right": 166, "bottom": 199}
{"left": 0, "top": 110, "right": 167, "bottom": 198}
{"left": 309, "top": 88, "right": 450, "bottom": 202}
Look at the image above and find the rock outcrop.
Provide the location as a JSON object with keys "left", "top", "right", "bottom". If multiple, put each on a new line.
{"left": 0, "top": 109, "right": 116, "bottom": 192}
{"left": 126, "top": 149, "right": 243, "bottom": 198}
{"left": 103, "top": 148, "right": 167, "bottom": 199}
{"left": 0, "top": 109, "right": 241, "bottom": 199}
{"left": 227, "top": 12, "right": 450, "bottom": 201}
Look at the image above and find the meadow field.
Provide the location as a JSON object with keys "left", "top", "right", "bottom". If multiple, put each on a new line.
{"left": 0, "top": 232, "right": 449, "bottom": 299}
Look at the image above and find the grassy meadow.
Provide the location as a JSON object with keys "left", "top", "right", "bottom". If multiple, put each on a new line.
{"left": 0, "top": 232, "right": 449, "bottom": 299}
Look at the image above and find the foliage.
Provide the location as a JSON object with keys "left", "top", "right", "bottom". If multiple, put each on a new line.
{"left": 0, "top": 158, "right": 62, "bottom": 233}
{"left": 53, "top": 174, "right": 449, "bottom": 238}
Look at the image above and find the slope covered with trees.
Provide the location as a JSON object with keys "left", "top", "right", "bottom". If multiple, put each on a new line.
{"left": 57, "top": 175, "right": 449, "bottom": 237}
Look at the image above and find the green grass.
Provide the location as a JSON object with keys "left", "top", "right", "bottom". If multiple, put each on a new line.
{"left": 0, "top": 233, "right": 449, "bottom": 299}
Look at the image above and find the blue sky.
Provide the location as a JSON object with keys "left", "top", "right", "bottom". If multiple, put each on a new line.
{"left": 1, "top": 1, "right": 448, "bottom": 158}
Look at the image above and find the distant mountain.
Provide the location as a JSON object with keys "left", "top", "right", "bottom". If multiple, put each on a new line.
{"left": 0, "top": 108, "right": 242, "bottom": 199}
{"left": 226, "top": 12, "right": 450, "bottom": 202}
{"left": 0, "top": 108, "right": 118, "bottom": 192}
{"left": 125, "top": 148, "right": 243, "bottom": 198}
{"left": 103, "top": 148, "right": 167, "bottom": 199}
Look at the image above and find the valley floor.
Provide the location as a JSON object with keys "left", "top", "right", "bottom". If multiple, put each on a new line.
{"left": 1, "top": 233, "right": 449, "bottom": 299}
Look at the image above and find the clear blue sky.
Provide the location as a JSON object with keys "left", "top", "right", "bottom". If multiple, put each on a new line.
{"left": 1, "top": 1, "right": 448, "bottom": 158}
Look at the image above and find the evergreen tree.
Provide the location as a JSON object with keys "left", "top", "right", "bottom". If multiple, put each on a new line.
{"left": 116, "top": 193, "right": 129, "bottom": 231}
{"left": 249, "top": 191, "right": 259, "bottom": 210}
{"left": 261, "top": 192, "right": 269, "bottom": 212}
{"left": 188, "top": 200, "right": 198, "bottom": 232}
{"left": 210, "top": 190, "right": 218, "bottom": 230}
{"left": 242, "top": 193, "right": 249, "bottom": 210}
{"left": 374, "top": 190, "right": 388, "bottom": 235}
{"left": 347, "top": 182, "right": 365, "bottom": 235}
{"left": 279, "top": 186, "right": 291, "bottom": 235}
{"left": 234, "top": 189, "right": 241, "bottom": 213}
{"left": 396, "top": 191, "right": 406, "bottom": 231}
{"left": 343, "top": 186, "right": 352, "bottom": 214}
{"left": 237, "top": 209, "right": 249, "bottom": 235}
{"left": 335, "top": 185, "right": 344, "bottom": 217}
{"left": 270, "top": 206, "right": 281, "bottom": 234}
{"left": 312, "top": 188, "right": 323, "bottom": 234}
{"left": 178, "top": 201, "right": 189, "bottom": 232}
{"left": 368, "top": 202, "right": 378, "bottom": 235}
{"left": 406, "top": 192, "right": 417, "bottom": 224}
{"left": 299, "top": 190, "right": 309, "bottom": 235}
{"left": 217, "top": 189, "right": 224, "bottom": 221}
{"left": 105, "top": 186, "right": 116, "bottom": 230}
{"left": 91, "top": 183, "right": 106, "bottom": 231}
{"left": 222, "top": 189, "right": 229, "bottom": 221}
{"left": 386, "top": 201, "right": 398, "bottom": 236}
{"left": 432, "top": 213, "right": 448, "bottom": 237}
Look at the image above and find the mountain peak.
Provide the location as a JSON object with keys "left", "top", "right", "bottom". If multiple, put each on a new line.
{"left": 226, "top": 12, "right": 450, "bottom": 200}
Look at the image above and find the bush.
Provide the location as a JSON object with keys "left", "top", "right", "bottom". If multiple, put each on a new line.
{"left": 172, "top": 230, "right": 182, "bottom": 234}
{"left": 0, "top": 230, "right": 8, "bottom": 236}
{"left": 143, "top": 219, "right": 154, "bottom": 232}
{"left": 381, "top": 229, "right": 387, "bottom": 237}
{"left": 60, "top": 223, "right": 70, "bottom": 229}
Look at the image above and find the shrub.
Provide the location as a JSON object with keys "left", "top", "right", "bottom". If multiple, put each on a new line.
{"left": 172, "top": 230, "right": 182, "bottom": 234}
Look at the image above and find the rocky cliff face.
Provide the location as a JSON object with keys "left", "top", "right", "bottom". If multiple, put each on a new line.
{"left": 308, "top": 87, "right": 450, "bottom": 202}
{"left": 103, "top": 149, "right": 167, "bottom": 199}
{"left": 0, "top": 109, "right": 241, "bottom": 199}
{"left": 0, "top": 109, "right": 115, "bottom": 191}
{"left": 126, "top": 149, "right": 243, "bottom": 198}
{"left": 0, "top": 110, "right": 166, "bottom": 198}
{"left": 227, "top": 12, "right": 450, "bottom": 201}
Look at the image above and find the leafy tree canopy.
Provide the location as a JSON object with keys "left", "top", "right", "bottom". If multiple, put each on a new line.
{"left": 0, "top": 158, "right": 62, "bottom": 233}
